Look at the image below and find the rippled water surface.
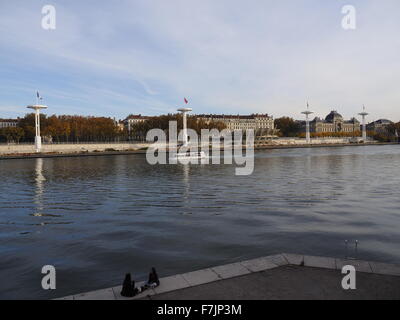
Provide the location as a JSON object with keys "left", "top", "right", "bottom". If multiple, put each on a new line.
{"left": 1, "top": 145, "right": 400, "bottom": 299}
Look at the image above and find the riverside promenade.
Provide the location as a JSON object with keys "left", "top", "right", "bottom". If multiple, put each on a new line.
{"left": 56, "top": 253, "right": 400, "bottom": 300}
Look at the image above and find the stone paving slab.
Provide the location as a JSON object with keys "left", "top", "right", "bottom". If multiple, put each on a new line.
{"left": 54, "top": 295, "right": 74, "bottom": 300}
{"left": 369, "top": 261, "right": 400, "bottom": 276}
{"left": 212, "top": 262, "right": 251, "bottom": 279}
{"left": 335, "top": 259, "right": 372, "bottom": 273}
{"left": 74, "top": 287, "right": 115, "bottom": 300}
{"left": 182, "top": 268, "right": 221, "bottom": 287}
{"left": 56, "top": 253, "right": 400, "bottom": 300}
{"left": 282, "top": 253, "right": 304, "bottom": 266}
{"left": 240, "top": 257, "right": 279, "bottom": 272}
{"left": 154, "top": 275, "right": 190, "bottom": 295}
{"left": 304, "top": 255, "right": 336, "bottom": 269}
{"left": 264, "top": 254, "right": 288, "bottom": 266}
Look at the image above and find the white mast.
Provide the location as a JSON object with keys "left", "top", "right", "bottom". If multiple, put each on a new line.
{"left": 177, "top": 107, "right": 192, "bottom": 146}
{"left": 358, "top": 105, "right": 369, "bottom": 142}
{"left": 27, "top": 95, "right": 48, "bottom": 152}
{"left": 301, "top": 102, "right": 313, "bottom": 144}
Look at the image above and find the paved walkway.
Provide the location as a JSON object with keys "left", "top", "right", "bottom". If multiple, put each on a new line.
{"left": 56, "top": 253, "right": 400, "bottom": 300}
{"left": 149, "top": 265, "right": 400, "bottom": 300}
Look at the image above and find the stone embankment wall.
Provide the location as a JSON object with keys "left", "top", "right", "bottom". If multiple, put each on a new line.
{"left": 0, "top": 143, "right": 150, "bottom": 155}
{"left": 260, "top": 137, "right": 369, "bottom": 146}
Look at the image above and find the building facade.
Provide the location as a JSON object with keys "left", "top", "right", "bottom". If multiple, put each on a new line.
{"left": 0, "top": 119, "right": 19, "bottom": 129}
{"left": 123, "top": 114, "right": 150, "bottom": 132}
{"left": 366, "top": 119, "right": 393, "bottom": 134}
{"left": 197, "top": 114, "right": 274, "bottom": 132}
{"left": 303, "top": 111, "right": 360, "bottom": 134}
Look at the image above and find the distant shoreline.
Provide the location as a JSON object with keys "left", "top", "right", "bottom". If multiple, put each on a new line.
{"left": 0, "top": 142, "right": 398, "bottom": 161}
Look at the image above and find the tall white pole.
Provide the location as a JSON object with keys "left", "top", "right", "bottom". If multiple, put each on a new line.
{"left": 36, "top": 109, "right": 41, "bottom": 152}
{"left": 362, "top": 116, "right": 366, "bottom": 141}
{"left": 182, "top": 111, "right": 188, "bottom": 146}
{"left": 178, "top": 107, "right": 192, "bottom": 147}
{"left": 302, "top": 103, "right": 313, "bottom": 144}
{"left": 305, "top": 114, "right": 310, "bottom": 143}
{"left": 36, "top": 109, "right": 40, "bottom": 137}
{"left": 359, "top": 106, "right": 369, "bottom": 142}
{"left": 28, "top": 104, "right": 47, "bottom": 153}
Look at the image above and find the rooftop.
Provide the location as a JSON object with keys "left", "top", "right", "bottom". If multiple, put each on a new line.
{"left": 370, "top": 119, "right": 393, "bottom": 125}
{"left": 197, "top": 114, "right": 272, "bottom": 119}
{"left": 325, "top": 110, "right": 343, "bottom": 122}
{"left": 0, "top": 119, "right": 19, "bottom": 122}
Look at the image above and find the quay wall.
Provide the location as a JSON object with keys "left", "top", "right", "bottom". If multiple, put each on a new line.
{"left": 263, "top": 137, "right": 367, "bottom": 146}
{"left": 0, "top": 142, "right": 150, "bottom": 155}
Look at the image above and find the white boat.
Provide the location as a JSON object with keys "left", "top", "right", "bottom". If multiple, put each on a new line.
{"left": 171, "top": 151, "right": 207, "bottom": 161}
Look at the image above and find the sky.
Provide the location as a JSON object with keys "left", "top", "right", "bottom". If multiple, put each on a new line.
{"left": 0, "top": 0, "right": 399, "bottom": 122}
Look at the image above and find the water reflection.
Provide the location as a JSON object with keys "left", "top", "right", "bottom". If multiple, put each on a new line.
{"left": 33, "top": 158, "right": 45, "bottom": 216}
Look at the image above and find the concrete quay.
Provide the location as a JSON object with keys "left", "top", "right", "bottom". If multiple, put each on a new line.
{"left": 0, "top": 142, "right": 150, "bottom": 156}
{"left": 56, "top": 253, "right": 400, "bottom": 300}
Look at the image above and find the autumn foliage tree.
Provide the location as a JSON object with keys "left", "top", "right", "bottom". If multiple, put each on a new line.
{"left": 17, "top": 114, "right": 122, "bottom": 142}
{"left": 274, "top": 117, "right": 302, "bottom": 137}
{"left": 129, "top": 114, "right": 227, "bottom": 141}
{"left": 0, "top": 127, "right": 25, "bottom": 143}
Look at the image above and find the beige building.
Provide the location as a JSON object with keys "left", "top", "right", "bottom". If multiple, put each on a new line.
{"left": 123, "top": 114, "right": 150, "bottom": 132}
{"left": 0, "top": 119, "right": 19, "bottom": 129}
{"left": 367, "top": 119, "right": 393, "bottom": 134}
{"left": 305, "top": 111, "right": 360, "bottom": 134}
{"left": 197, "top": 114, "right": 274, "bottom": 132}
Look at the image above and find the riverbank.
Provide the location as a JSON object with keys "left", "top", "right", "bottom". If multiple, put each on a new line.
{"left": 0, "top": 142, "right": 150, "bottom": 157}
{"left": 0, "top": 142, "right": 398, "bottom": 160}
{"left": 56, "top": 253, "right": 400, "bottom": 300}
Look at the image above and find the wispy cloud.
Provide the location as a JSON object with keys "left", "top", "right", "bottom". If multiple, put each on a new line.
{"left": 0, "top": 0, "right": 399, "bottom": 121}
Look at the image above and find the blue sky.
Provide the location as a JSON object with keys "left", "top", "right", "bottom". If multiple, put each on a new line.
{"left": 0, "top": 0, "right": 399, "bottom": 121}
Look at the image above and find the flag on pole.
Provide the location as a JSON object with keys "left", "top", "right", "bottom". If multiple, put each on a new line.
{"left": 36, "top": 91, "right": 43, "bottom": 100}
{"left": 184, "top": 98, "right": 188, "bottom": 104}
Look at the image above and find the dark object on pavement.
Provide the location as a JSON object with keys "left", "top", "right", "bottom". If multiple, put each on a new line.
{"left": 120, "top": 273, "right": 135, "bottom": 297}
{"left": 146, "top": 267, "right": 160, "bottom": 288}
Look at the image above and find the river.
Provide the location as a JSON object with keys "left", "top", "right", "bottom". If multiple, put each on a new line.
{"left": 1, "top": 145, "right": 399, "bottom": 299}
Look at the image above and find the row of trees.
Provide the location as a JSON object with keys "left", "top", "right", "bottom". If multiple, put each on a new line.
{"left": 0, "top": 113, "right": 228, "bottom": 143}
{"left": 0, "top": 114, "right": 125, "bottom": 143}
{"left": 0, "top": 127, "right": 25, "bottom": 143}
{"left": 129, "top": 114, "right": 227, "bottom": 141}
{"left": 297, "top": 131, "right": 362, "bottom": 138}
